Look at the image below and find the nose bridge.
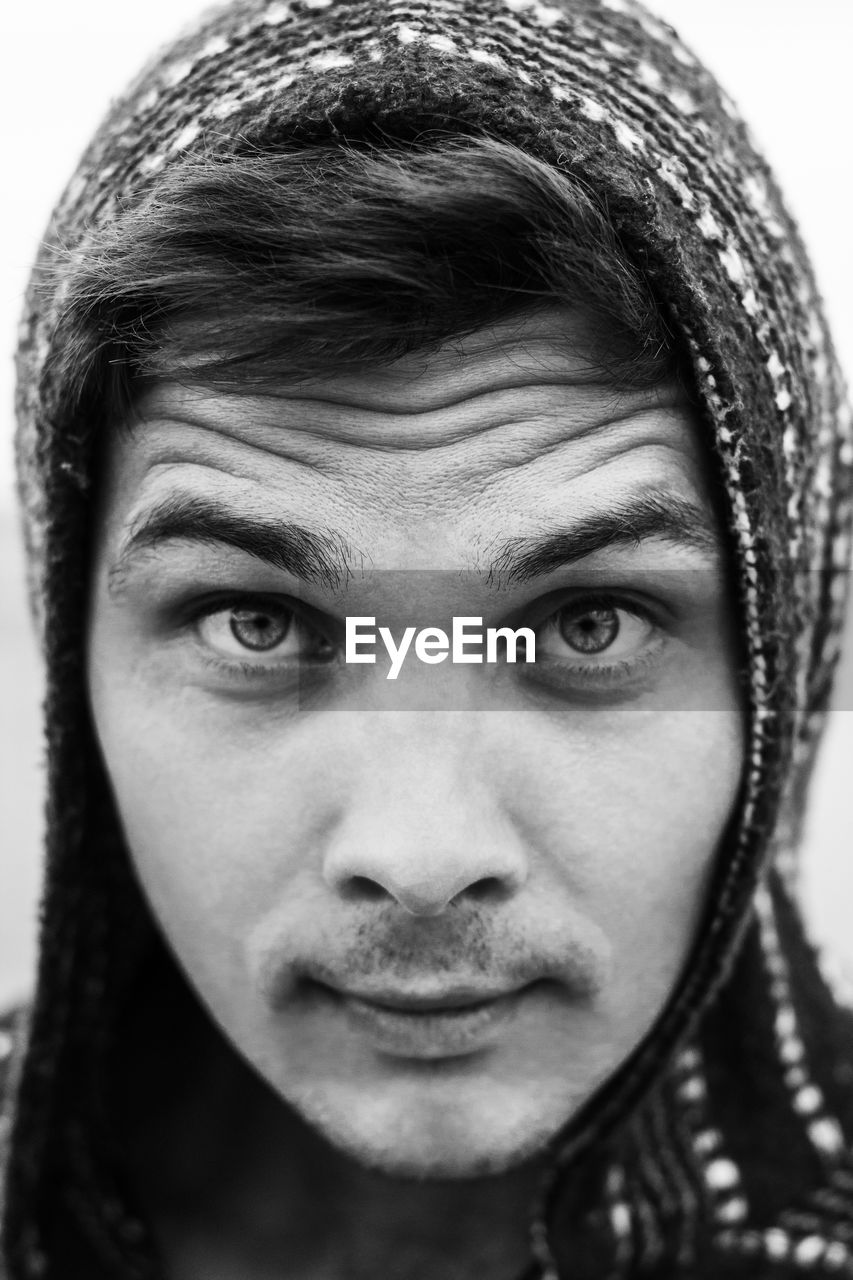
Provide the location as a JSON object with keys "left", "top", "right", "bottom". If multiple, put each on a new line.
{"left": 321, "top": 715, "right": 529, "bottom": 915}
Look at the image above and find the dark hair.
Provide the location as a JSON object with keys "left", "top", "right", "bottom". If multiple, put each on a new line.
{"left": 47, "top": 135, "right": 677, "bottom": 423}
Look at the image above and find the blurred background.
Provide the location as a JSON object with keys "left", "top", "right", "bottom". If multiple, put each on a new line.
{"left": 1, "top": 0, "right": 852, "bottom": 1007}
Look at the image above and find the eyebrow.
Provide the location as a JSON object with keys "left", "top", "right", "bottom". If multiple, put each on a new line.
{"left": 109, "top": 487, "right": 719, "bottom": 597}
{"left": 109, "top": 492, "right": 355, "bottom": 594}
{"left": 486, "top": 492, "right": 720, "bottom": 586}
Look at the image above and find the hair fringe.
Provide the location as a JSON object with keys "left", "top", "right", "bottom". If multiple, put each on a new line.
{"left": 43, "top": 136, "right": 677, "bottom": 429}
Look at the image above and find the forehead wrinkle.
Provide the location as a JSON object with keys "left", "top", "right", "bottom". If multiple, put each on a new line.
{"left": 129, "top": 379, "right": 684, "bottom": 456}
{"left": 131, "top": 314, "right": 661, "bottom": 420}
{"left": 454, "top": 411, "right": 696, "bottom": 489}
{"left": 105, "top": 382, "right": 712, "bottom": 586}
{"left": 118, "top": 457, "right": 382, "bottom": 570}
{"left": 427, "top": 421, "right": 709, "bottom": 550}
{"left": 117, "top": 461, "right": 314, "bottom": 532}
{"left": 105, "top": 411, "right": 715, "bottom": 587}
{"left": 119, "top": 409, "right": 696, "bottom": 533}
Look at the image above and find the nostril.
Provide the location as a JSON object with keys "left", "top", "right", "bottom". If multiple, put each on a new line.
{"left": 464, "top": 876, "right": 511, "bottom": 904}
{"left": 342, "top": 875, "right": 389, "bottom": 903}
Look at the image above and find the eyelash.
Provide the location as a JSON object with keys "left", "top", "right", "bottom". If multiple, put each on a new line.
{"left": 183, "top": 591, "right": 667, "bottom": 691}
{"left": 530, "top": 592, "right": 666, "bottom": 691}
{"left": 186, "top": 593, "right": 332, "bottom": 682}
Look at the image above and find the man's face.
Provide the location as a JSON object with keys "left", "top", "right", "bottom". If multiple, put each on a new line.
{"left": 87, "top": 309, "right": 744, "bottom": 1178}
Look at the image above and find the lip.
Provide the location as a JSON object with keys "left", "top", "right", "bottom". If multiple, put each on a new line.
{"left": 343, "top": 986, "right": 518, "bottom": 1012}
{"left": 330, "top": 984, "right": 529, "bottom": 1059}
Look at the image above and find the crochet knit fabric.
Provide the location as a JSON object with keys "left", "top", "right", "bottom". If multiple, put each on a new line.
{"left": 3, "top": 0, "right": 853, "bottom": 1276}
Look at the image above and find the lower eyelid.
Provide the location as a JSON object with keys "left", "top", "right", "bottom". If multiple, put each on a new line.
{"left": 191, "top": 613, "right": 338, "bottom": 678}
{"left": 526, "top": 629, "right": 668, "bottom": 690}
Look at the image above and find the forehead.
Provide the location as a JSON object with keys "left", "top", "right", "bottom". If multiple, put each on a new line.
{"left": 102, "top": 311, "right": 719, "bottom": 561}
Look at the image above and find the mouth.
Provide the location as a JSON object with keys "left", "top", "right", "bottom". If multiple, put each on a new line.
{"left": 312, "top": 981, "right": 534, "bottom": 1060}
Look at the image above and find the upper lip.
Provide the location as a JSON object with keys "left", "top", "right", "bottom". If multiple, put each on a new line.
{"left": 332, "top": 984, "right": 527, "bottom": 1012}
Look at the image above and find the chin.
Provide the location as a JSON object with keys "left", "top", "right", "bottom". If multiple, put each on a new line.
{"left": 287, "top": 1076, "right": 573, "bottom": 1180}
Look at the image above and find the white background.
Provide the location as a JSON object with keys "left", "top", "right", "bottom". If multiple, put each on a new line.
{"left": 1, "top": 0, "right": 852, "bottom": 1006}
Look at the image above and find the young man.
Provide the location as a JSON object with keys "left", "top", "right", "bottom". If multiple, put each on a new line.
{"left": 2, "top": 0, "right": 852, "bottom": 1276}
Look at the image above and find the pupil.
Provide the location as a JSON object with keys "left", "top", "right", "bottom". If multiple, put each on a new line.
{"left": 560, "top": 606, "right": 619, "bottom": 655}
{"left": 229, "top": 608, "right": 290, "bottom": 652}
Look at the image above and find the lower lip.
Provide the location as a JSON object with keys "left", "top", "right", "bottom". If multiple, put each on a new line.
{"left": 338, "top": 990, "right": 524, "bottom": 1059}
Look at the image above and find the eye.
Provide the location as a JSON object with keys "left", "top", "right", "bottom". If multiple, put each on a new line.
{"left": 230, "top": 605, "right": 298, "bottom": 652}
{"left": 536, "top": 599, "right": 654, "bottom": 662}
{"left": 196, "top": 600, "right": 333, "bottom": 664}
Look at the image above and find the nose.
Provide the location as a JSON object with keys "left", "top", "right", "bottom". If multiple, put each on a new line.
{"left": 321, "top": 761, "right": 529, "bottom": 916}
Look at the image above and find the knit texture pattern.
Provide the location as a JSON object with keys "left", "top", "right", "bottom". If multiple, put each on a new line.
{"left": 4, "top": 0, "right": 853, "bottom": 1276}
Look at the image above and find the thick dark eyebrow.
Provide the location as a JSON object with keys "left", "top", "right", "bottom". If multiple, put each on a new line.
{"left": 109, "top": 488, "right": 719, "bottom": 598}
{"left": 109, "top": 492, "right": 355, "bottom": 594}
{"left": 487, "top": 492, "right": 720, "bottom": 587}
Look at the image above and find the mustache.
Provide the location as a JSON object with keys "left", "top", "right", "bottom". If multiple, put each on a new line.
{"left": 249, "top": 899, "right": 612, "bottom": 1008}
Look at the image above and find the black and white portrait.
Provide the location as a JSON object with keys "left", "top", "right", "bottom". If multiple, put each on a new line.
{"left": 1, "top": 3, "right": 852, "bottom": 1277}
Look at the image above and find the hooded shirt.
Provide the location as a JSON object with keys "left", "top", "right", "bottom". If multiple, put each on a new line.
{"left": 3, "top": 0, "right": 853, "bottom": 1276}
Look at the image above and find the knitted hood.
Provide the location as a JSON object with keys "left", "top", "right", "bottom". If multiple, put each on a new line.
{"left": 3, "top": 0, "right": 853, "bottom": 1276}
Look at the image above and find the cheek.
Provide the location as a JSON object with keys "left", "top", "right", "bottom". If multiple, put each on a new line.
{"left": 87, "top": 666, "right": 333, "bottom": 1003}
{"left": 539, "top": 708, "right": 744, "bottom": 1020}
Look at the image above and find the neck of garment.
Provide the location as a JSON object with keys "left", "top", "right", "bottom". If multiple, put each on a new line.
{"left": 541, "top": 870, "right": 853, "bottom": 1279}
